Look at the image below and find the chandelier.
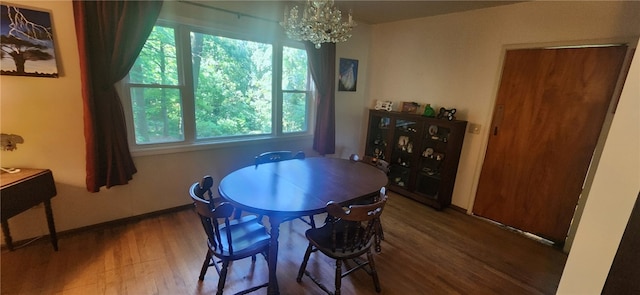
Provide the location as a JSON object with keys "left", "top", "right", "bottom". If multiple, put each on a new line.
{"left": 280, "top": 0, "right": 357, "bottom": 49}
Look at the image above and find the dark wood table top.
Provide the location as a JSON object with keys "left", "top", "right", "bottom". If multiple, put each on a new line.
{"left": 0, "top": 168, "right": 49, "bottom": 188}
{"left": 218, "top": 157, "right": 388, "bottom": 217}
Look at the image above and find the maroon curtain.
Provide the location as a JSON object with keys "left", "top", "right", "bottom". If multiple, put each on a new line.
{"left": 73, "top": 1, "right": 163, "bottom": 192}
{"left": 305, "top": 42, "right": 336, "bottom": 155}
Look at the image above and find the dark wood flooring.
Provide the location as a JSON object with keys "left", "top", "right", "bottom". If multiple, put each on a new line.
{"left": 1, "top": 192, "right": 567, "bottom": 294}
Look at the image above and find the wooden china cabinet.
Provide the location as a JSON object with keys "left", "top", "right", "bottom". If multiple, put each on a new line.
{"left": 364, "top": 109, "right": 467, "bottom": 210}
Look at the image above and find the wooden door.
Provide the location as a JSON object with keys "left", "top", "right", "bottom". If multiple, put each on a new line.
{"left": 473, "top": 46, "right": 628, "bottom": 243}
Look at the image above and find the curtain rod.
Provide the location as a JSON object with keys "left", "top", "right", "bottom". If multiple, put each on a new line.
{"left": 177, "top": 0, "right": 279, "bottom": 24}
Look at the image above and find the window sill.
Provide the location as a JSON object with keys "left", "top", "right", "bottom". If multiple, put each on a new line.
{"left": 130, "top": 134, "right": 314, "bottom": 158}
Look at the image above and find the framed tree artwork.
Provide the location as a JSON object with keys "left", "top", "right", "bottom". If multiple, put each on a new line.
{"left": 1, "top": 4, "right": 59, "bottom": 78}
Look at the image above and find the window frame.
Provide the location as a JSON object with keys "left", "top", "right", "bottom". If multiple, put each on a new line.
{"left": 119, "top": 19, "right": 315, "bottom": 156}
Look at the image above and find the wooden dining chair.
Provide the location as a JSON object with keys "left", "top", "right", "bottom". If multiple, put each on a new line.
{"left": 254, "top": 150, "right": 306, "bottom": 165}
{"left": 196, "top": 175, "right": 250, "bottom": 220}
{"left": 349, "top": 155, "right": 388, "bottom": 252}
{"left": 297, "top": 194, "right": 388, "bottom": 295}
{"left": 372, "top": 187, "right": 386, "bottom": 253}
{"left": 350, "top": 153, "right": 390, "bottom": 174}
{"left": 190, "top": 177, "right": 270, "bottom": 295}
{"left": 252, "top": 150, "right": 316, "bottom": 228}
{"left": 192, "top": 175, "right": 221, "bottom": 208}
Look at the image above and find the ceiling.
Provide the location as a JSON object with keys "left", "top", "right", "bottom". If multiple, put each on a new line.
{"left": 183, "top": 1, "right": 523, "bottom": 25}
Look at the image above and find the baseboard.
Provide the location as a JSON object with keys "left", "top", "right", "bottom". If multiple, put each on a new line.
{"left": 449, "top": 204, "right": 467, "bottom": 214}
{"left": 1, "top": 204, "right": 194, "bottom": 251}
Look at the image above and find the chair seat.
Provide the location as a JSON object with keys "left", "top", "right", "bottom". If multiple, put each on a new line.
{"left": 212, "top": 218, "right": 271, "bottom": 259}
{"left": 228, "top": 214, "right": 258, "bottom": 226}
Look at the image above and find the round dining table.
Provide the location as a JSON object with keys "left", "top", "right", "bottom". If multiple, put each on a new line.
{"left": 218, "top": 156, "right": 388, "bottom": 295}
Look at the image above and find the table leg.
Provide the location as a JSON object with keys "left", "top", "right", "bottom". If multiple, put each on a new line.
{"left": 1, "top": 219, "right": 14, "bottom": 251}
{"left": 267, "top": 216, "right": 284, "bottom": 295}
{"left": 43, "top": 200, "right": 58, "bottom": 251}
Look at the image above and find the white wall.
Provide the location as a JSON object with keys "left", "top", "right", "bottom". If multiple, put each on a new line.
{"left": 367, "top": 1, "right": 639, "bottom": 293}
{"left": 556, "top": 36, "right": 639, "bottom": 295}
{"left": 335, "top": 24, "right": 373, "bottom": 159}
{"left": 368, "top": 0, "right": 640, "bottom": 210}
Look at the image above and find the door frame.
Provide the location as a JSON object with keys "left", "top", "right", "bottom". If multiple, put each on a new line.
{"left": 467, "top": 37, "right": 638, "bottom": 252}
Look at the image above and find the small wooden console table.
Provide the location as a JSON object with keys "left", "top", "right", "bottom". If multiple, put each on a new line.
{"left": 1, "top": 169, "right": 58, "bottom": 251}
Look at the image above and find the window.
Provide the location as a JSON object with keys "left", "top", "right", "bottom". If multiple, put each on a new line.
{"left": 124, "top": 22, "right": 313, "bottom": 148}
{"left": 191, "top": 32, "right": 273, "bottom": 138}
{"left": 282, "top": 46, "right": 310, "bottom": 133}
{"left": 129, "top": 26, "right": 183, "bottom": 144}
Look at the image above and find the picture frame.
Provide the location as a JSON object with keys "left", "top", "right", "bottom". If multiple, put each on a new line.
{"left": 1, "top": 4, "right": 59, "bottom": 77}
{"left": 401, "top": 102, "right": 420, "bottom": 113}
{"left": 338, "top": 58, "right": 358, "bottom": 91}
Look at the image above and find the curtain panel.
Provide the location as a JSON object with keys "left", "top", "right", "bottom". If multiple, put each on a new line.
{"left": 305, "top": 42, "right": 336, "bottom": 155}
{"left": 73, "top": 1, "right": 163, "bottom": 192}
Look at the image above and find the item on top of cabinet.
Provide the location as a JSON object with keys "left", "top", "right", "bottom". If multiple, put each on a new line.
{"left": 422, "top": 104, "right": 436, "bottom": 117}
{"left": 374, "top": 100, "right": 393, "bottom": 111}
{"left": 401, "top": 102, "right": 420, "bottom": 113}
{"left": 437, "top": 107, "right": 457, "bottom": 121}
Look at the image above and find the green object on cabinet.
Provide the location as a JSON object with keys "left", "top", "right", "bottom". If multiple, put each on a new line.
{"left": 423, "top": 104, "right": 436, "bottom": 117}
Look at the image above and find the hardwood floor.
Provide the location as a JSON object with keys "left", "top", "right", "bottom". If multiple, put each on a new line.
{"left": 1, "top": 192, "right": 567, "bottom": 294}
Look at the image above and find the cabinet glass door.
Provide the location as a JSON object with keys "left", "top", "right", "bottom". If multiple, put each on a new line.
{"left": 389, "top": 119, "right": 418, "bottom": 188}
{"left": 416, "top": 124, "right": 450, "bottom": 198}
{"left": 366, "top": 114, "right": 391, "bottom": 160}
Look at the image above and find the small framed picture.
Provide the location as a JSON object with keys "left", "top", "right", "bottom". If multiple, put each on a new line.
{"left": 401, "top": 102, "right": 420, "bottom": 113}
{"left": 338, "top": 58, "right": 358, "bottom": 91}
